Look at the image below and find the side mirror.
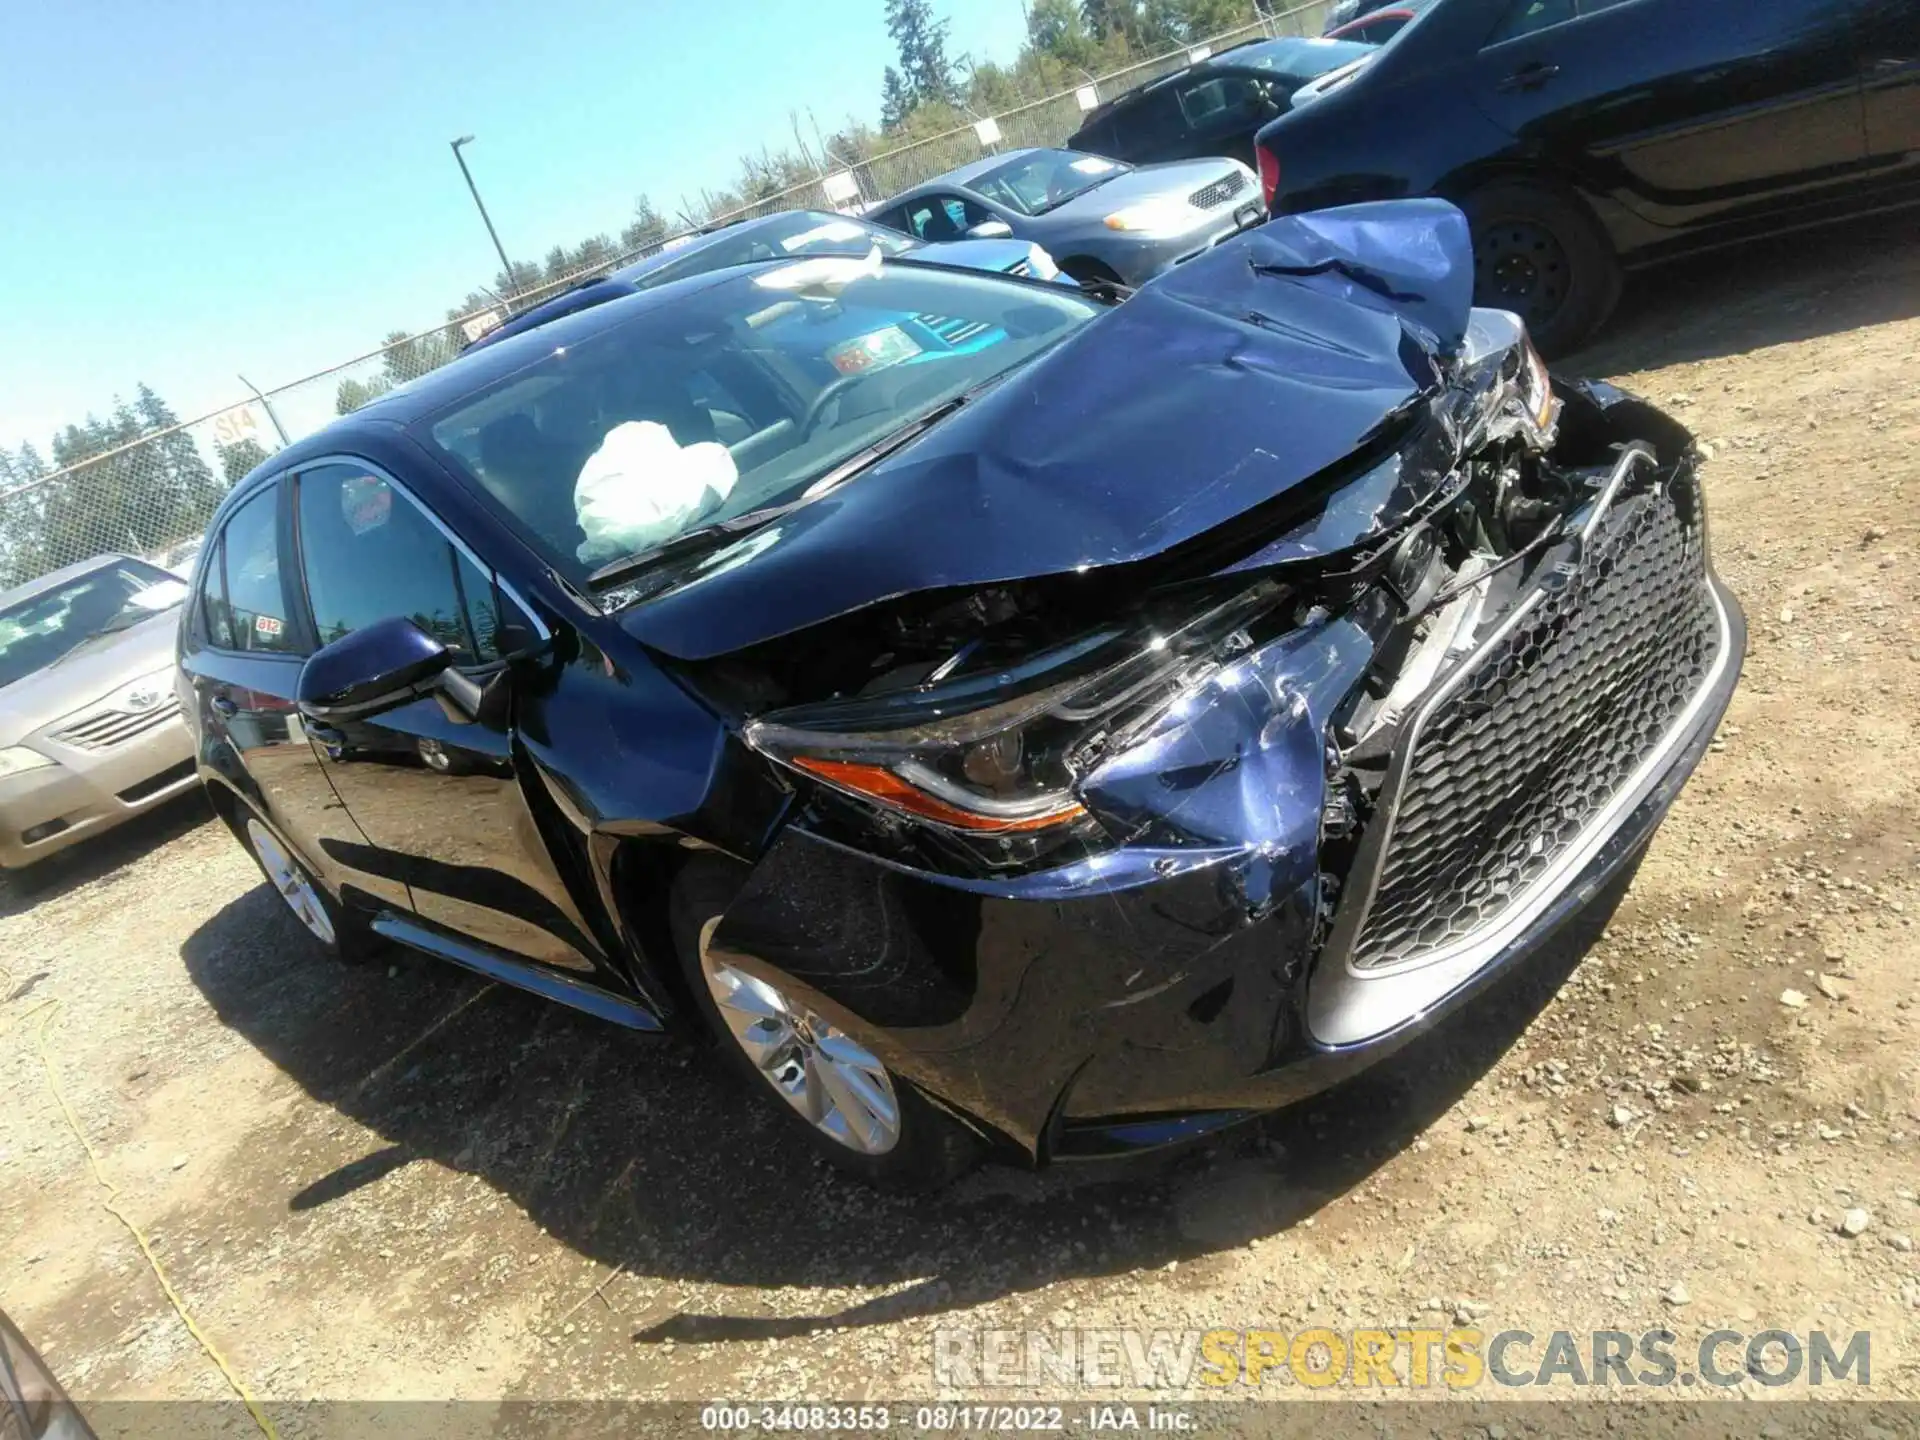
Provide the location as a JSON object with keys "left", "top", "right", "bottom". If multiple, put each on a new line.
{"left": 965, "top": 219, "right": 1014, "bottom": 240}
{"left": 297, "top": 617, "right": 455, "bottom": 722}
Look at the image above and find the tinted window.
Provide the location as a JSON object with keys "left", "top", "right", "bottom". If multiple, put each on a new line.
{"left": 197, "top": 538, "right": 233, "bottom": 649}
{"left": 295, "top": 464, "right": 502, "bottom": 662}
{"left": 1489, "top": 0, "right": 1575, "bottom": 41}
{"left": 1109, "top": 90, "right": 1185, "bottom": 152}
{"left": 213, "top": 486, "right": 299, "bottom": 654}
{"left": 1177, "top": 74, "right": 1275, "bottom": 129}
{"left": 898, "top": 194, "right": 992, "bottom": 241}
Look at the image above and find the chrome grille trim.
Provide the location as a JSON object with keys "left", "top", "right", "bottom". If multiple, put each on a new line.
{"left": 51, "top": 698, "right": 182, "bottom": 751}
{"left": 1319, "top": 445, "right": 1726, "bottom": 984}
{"left": 1187, "top": 170, "right": 1250, "bottom": 209}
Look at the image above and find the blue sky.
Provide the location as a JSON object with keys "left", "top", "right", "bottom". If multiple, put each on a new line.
{"left": 0, "top": 0, "right": 1030, "bottom": 455}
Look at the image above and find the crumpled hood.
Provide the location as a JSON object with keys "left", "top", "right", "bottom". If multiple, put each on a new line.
{"left": 0, "top": 607, "right": 181, "bottom": 748}
{"left": 624, "top": 199, "right": 1475, "bottom": 662}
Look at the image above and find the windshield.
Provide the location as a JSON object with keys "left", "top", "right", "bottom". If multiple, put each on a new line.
{"left": 0, "top": 559, "right": 184, "bottom": 691}
{"left": 626, "top": 213, "right": 917, "bottom": 290}
{"left": 420, "top": 260, "right": 1100, "bottom": 584}
{"left": 969, "top": 150, "right": 1129, "bottom": 216}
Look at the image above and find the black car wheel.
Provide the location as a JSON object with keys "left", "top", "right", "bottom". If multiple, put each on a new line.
{"left": 1462, "top": 181, "right": 1621, "bottom": 356}
{"left": 669, "top": 856, "right": 981, "bottom": 1189}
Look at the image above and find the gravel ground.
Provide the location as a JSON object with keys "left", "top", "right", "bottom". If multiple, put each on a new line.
{"left": 4, "top": 219, "right": 1918, "bottom": 1428}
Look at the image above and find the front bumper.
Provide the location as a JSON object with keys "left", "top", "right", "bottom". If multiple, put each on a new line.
{"left": 0, "top": 723, "right": 197, "bottom": 869}
{"left": 707, "top": 406, "right": 1746, "bottom": 1162}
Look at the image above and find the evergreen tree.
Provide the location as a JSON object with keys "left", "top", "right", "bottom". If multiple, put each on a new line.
{"left": 883, "top": 0, "right": 959, "bottom": 120}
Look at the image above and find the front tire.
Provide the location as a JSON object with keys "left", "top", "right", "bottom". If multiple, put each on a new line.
{"left": 669, "top": 857, "right": 980, "bottom": 1189}
{"left": 1462, "top": 181, "right": 1621, "bottom": 357}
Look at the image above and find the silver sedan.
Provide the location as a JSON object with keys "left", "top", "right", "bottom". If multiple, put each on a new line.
{"left": 0, "top": 555, "right": 198, "bottom": 869}
{"left": 867, "top": 147, "right": 1266, "bottom": 289}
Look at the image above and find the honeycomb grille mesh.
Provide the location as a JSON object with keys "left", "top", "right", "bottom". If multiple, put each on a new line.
{"left": 1348, "top": 484, "right": 1719, "bottom": 972}
{"left": 1187, "top": 171, "right": 1250, "bottom": 209}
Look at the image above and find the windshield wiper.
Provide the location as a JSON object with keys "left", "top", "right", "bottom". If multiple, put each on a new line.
{"left": 587, "top": 393, "right": 973, "bottom": 593}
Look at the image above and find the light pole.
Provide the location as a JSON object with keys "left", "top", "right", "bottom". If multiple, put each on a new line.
{"left": 449, "top": 135, "right": 514, "bottom": 282}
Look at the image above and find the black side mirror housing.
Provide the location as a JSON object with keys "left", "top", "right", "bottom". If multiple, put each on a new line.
{"left": 297, "top": 617, "right": 454, "bottom": 722}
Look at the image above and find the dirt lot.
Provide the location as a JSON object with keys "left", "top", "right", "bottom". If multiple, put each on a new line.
{"left": 4, "top": 219, "right": 1918, "bottom": 1428}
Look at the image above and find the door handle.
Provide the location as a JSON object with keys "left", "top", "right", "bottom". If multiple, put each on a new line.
{"left": 210, "top": 696, "right": 238, "bottom": 718}
{"left": 1498, "top": 61, "right": 1561, "bottom": 92}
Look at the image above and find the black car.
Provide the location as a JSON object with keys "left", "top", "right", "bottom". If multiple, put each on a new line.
{"left": 1254, "top": 0, "right": 1920, "bottom": 353}
{"left": 178, "top": 203, "right": 1741, "bottom": 1187}
{"left": 1067, "top": 36, "right": 1375, "bottom": 169}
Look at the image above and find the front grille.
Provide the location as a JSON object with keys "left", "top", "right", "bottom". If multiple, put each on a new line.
{"left": 1344, "top": 482, "right": 1720, "bottom": 972}
{"left": 1188, "top": 170, "right": 1250, "bottom": 209}
{"left": 51, "top": 698, "right": 181, "bottom": 751}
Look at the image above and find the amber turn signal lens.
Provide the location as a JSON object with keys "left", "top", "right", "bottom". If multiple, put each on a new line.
{"left": 793, "top": 757, "right": 1087, "bottom": 833}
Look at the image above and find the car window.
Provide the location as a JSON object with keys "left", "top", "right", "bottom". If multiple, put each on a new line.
{"left": 969, "top": 150, "right": 1130, "bottom": 216}
{"left": 295, "top": 463, "right": 503, "bottom": 663}
{"left": 418, "top": 263, "right": 1101, "bottom": 583}
{"left": 1177, "top": 74, "right": 1273, "bottom": 129}
{"left": 195, "top": 537, "right": 234, "bottom": 649}
{"left": 0, "top": 558, "right": 184, "bottom": 690}
{"left": 1488, "top": 0, "right": 1576, "bottom": 41}
{"left": 899, "top": 194, "right": 982, "bottom": 242}
{"left": 212, "top": 485, "right": 300, "bottom": 654}
{"left": 631, "top": 213, "right": 915, "bottom": 289}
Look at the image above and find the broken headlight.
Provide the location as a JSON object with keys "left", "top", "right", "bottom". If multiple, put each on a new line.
{"left": 1453, "top": 307, "right": 1558, "bottom": 452}
{"left": 745, "top": 581, "right": 1287, "bottom": 846}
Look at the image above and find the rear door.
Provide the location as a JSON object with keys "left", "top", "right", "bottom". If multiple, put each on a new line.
{"left": 181, "top": 479, "right": 409, "bottom": 914}
{"left": 1470, "top": 0, "right": 1867, "bottom": 238}
{"left": 286, "top": 459, "right": 609, "bottom": 979}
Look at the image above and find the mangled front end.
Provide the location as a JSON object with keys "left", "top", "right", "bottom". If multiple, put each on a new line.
{"left": 684, "top": 205, "right": 1744, "bottom": 1159}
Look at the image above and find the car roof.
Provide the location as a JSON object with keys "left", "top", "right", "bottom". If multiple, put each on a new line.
{"left": 0, "top": 553, "right": 139, "bottom": 609}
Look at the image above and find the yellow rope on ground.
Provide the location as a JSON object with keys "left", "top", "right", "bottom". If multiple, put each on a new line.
{"left": 31, "top": 1001, "right": 278, "bottom": 1440}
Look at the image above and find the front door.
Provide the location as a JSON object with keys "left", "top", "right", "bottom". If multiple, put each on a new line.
{"left": 287, "top": 461, "right": 607, "bottom": 977}
{"left": 1471, "top": 0, "right": 1867, "bottom": 238}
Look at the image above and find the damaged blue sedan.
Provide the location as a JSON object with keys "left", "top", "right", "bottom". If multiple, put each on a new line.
{"left": 177, "top": 201, "right": 1743, "bottom": 1186}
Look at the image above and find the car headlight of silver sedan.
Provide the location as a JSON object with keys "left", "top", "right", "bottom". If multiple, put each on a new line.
{"left": 0, "top": 746, "right": 56, "bottom": 780}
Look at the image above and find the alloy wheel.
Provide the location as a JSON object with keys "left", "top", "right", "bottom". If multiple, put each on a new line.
{"left": 247, "top": 818, "right": 336, "bottom": 945}
{"left": 697, "top": 917, "right": 901, "bottom": 1155}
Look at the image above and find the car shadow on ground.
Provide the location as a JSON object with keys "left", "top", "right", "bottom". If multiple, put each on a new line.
{"left": 1565, "top": 211, "right": 1920, "bottom": 378}
{"left": 0, "top": 791, "right": 212, "bottom": 925}
{"left": 180, "top": 852, "right": 1637, "bottom": 1345}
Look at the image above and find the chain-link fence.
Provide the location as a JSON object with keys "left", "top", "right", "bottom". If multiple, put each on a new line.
{"left": 0, "top": 0, "right": 1328, "bottom": 592}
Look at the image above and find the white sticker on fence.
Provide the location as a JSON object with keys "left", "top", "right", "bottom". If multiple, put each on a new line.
{"left": 461, "top": 310, "right": 503, "bottom": 344}
{"left": 821, "top": 170, "right": 859, "bottom": 205}
{"left": 211, "top": 404, "right": 265, "bottom": 451}
{"left": 1188, "top": 44, "right": 1213, "bottom": 62}
{"left": 973, "top": 117, "right": 1002, "bottom": 146}
{"left": 1075, "top": 85, "right": 1099, "bottom": 111}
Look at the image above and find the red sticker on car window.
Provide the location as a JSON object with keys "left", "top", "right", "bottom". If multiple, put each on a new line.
{"left": 254, "top": 615, "right": 283, "bottom": 637}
